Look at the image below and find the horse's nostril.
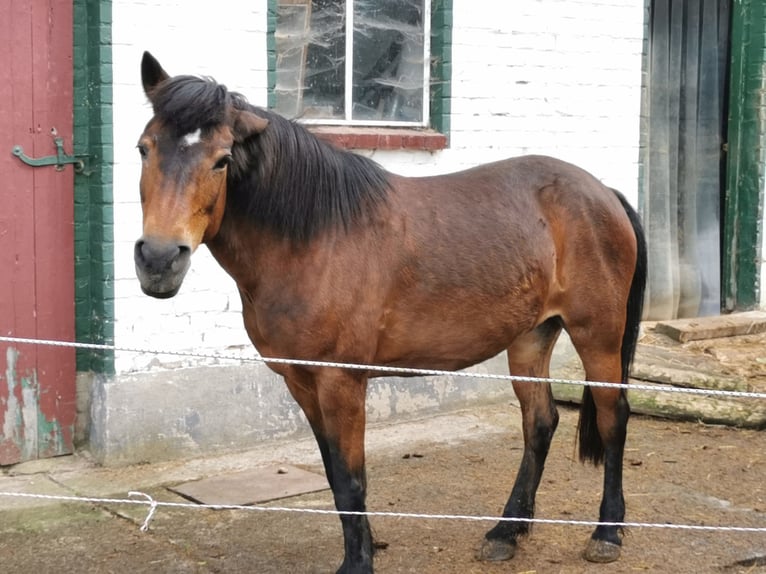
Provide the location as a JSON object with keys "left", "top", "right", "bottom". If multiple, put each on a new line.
{"left": 134, "top": 239, "right": 147, "bottom": 264}
{"left": 133, "top": 237, "right": 191, "bottom": 298}
{"left": 135, "top": 238, "right": 188, "bottom": 272}
{"left": 171, "top": 245, "right": 191, "bottom": 273}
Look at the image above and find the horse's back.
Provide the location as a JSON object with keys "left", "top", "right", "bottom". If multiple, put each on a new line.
{"left": 373, "top": 155, "right": 639, "bottom": 369}
{"left": 391, "top": 154, "right": 636, "bottom": 278}
{"left": 406, "top": 154, "right": 620, "bottom": 202}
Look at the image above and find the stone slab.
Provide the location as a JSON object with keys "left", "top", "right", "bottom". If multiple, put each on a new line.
{"left": 168, "top": 464, "right": 329, "bottom": 505}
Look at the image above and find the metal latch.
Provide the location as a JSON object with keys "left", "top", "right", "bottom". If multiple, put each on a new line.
{"left": 12, "top": 134, "right": 87, "bottom": 173}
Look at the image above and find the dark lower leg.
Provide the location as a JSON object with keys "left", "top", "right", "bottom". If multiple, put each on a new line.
{"left": 591, "top": 390, "right": 629, "bottom": 546}
{"left": 481, "top": 323, "right": 562, "bottom": 559}
{"left": 285, "top": 371, "right": 373, "bottom": 573}
{"left": 484, "top": 405, "right": 559, "bottom": 547}
{"left": 315, "top": 375, "right": 373, "bottom": 574}
{"left": 326, "top": 442, "right": 373, "bottom": 573}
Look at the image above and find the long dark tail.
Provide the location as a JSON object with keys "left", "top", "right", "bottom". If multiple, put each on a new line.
{"left": 578, "top": 190, "right": 648, "bottom": 465}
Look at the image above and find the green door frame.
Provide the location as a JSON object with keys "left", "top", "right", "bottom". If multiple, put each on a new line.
{"left": 723, "top": 0, "right": 765, "bottom": 311}
{"left": 73, "top": 0, "right": 114, "bottom": 373}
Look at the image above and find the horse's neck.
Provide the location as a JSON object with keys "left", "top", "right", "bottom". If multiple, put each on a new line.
{"left": 206, "top": 215, "right": 270, "bottom": 291}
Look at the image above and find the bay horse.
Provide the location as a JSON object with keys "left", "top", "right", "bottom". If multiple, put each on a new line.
{"left": 134, "top": 52, "right": 647, "bottom": 573}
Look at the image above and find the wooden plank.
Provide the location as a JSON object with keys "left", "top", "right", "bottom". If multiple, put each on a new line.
{"left": 30, "top": 0, "right": 76, "bottom": 458}
{"left": 552, "top": 380, "right": 766, "bottom": 428}
{"left": 654, "top": 311, "right": 766, "bottom": 342}
{"left": 1, "top": 0, "right": 39, "bottom": 465}
{"left": 631, "top": 343, "right": 748, "bottom": 391}
{"left": 551, "top": 328, "right": 766, "bottom": 428}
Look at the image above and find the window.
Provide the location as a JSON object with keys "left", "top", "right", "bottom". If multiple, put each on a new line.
{"left": 274, "top": 0, "right": 431, "bottom": 127}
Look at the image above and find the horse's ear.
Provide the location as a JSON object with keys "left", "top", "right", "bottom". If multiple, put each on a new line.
{"left": 232, "top": 110, "right": 269, "bottom": 142}
{"left": 141, "top": 51, "right": 170, "bottom": 100}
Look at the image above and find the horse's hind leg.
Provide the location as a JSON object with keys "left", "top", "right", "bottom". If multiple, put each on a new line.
{"left": 479, "top": 318, "right": 562, "bottom": 561}
{"left": 567, "top": 322, "right": 629, "bottom": 563}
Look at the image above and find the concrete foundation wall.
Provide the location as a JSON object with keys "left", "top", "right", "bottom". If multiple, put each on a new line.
{"left": 86, "top": 354, "right": 522, "bottom": 466}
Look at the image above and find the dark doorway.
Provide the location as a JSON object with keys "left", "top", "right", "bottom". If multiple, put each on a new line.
{"left": 640, "top": 0, "right": 731, "bottom": 319}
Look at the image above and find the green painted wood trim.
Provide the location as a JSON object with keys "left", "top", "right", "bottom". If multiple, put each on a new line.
{"left": 73, "top": 0, "right": 114, "bottom": 374}
{"left": 723, "top": 0, "right": 765, "bottom": 311}
{"left": 430, "top": 0, "right": 452, "bottom": 140}
{"left": 266, "top": 0, "right": 452, "bottom": 140}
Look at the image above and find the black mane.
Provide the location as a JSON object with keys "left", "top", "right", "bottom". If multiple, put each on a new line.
{"left": 150, "top": 75, "right": 391, "bottom": 243}
{"left": 150, "top": 75, "right": 229, "bottom": 136}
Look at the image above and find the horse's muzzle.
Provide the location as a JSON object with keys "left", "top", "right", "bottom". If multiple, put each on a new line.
{"left": 134, "top": 237, "right": 192, "bottom": 298}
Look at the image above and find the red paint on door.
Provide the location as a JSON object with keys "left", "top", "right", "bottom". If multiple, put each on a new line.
{"left": 0, "top": 0, "right": 76, "bottom": 464}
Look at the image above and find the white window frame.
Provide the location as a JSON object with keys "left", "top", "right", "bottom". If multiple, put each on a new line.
{"left": 294, "top": 0, "right": 431, "bottom": 128}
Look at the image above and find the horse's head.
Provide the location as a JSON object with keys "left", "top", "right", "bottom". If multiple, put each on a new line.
{"left": 134, "top": 52, "right": 269, "bottom": 298}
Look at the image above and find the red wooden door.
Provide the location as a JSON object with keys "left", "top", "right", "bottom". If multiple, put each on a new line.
{"left": 0, "top": 0, "right": 76, "bottom": 464}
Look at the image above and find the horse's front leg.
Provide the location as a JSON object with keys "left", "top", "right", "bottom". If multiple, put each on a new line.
{"left": 285, "top": 368, "right": 373, "bottom": 574}
{"left": 479, "top": 379, "right": 559, "bottom": 560}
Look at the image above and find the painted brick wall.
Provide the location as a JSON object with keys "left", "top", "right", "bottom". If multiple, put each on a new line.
{"left": 112, "top": 1, "right": 270, "bottom": 372}
{"left": 74, "top": 0, "right": 114, "bottom": 375}
{"left": 376, "top": 0, "right": 645, "bottom": 203}
{"left": 112, "top": 0, "right": 646, "bottom": 373}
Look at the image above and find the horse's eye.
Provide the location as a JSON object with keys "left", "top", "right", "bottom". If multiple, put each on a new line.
{"left": 137, "top": 144, "right": 148, "bottom": 160}
{"left": 213, "top": 155, "right": 231, "bottom": 171}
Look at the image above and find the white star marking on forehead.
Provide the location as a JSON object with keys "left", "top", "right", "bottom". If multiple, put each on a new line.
{"left": 181, "top": 128, "right": 202, "bottom": 147}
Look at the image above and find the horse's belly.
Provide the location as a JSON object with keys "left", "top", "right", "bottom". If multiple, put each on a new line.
{"left": 373, "top": 315, "right": 526, "bottom": 373}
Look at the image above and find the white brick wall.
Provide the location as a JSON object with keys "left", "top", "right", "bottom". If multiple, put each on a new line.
{"left": 112, "top": 0, "right": 269, "bottom": 372}
{"left": 371, "top": 0, "right": 646, "bottom": 201}
{"left": 112, "top": 0, "right": 647, "bottom": 373}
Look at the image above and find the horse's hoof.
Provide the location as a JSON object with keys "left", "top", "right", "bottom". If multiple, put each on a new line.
{"left": 476, "top": 538, "right": 516, "bottom": 561}
{"left": 583, "top": 538, "right": 621, "bottom": 563}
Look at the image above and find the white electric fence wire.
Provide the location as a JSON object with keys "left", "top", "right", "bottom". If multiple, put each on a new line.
{"left": 1, "top": 335, "right": 764, "bottom": 536}
{"left": 0, "top": 491, "right": 764, "bottom": 535}
{"left": 1, "top": 335, "right": 765, "bottom": 400}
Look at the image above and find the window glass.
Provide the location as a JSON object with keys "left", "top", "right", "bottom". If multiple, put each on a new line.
{"left": 275, "top": 0, "right": 427, "bottom": 125}
{"left": 352, "top": 0, "right": 425, "bottom": 122}
{"left": 276, "top": 0, "right": 346, "bottom": 119}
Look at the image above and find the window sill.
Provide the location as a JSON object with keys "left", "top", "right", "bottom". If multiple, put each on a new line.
{"left": 309, "top": 126, "right": 447, "bottom": 151}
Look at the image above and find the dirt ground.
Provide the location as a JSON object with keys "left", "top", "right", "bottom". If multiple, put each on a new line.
{"left": 1, "top": 327, "right": 765, "bottom": 573}
{"left": 1, "top": 401, "right": 764, "bottom": 574}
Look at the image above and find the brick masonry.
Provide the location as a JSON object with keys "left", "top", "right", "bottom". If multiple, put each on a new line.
{"left": 73, "top": 0, "right": 115, "bottom": 375}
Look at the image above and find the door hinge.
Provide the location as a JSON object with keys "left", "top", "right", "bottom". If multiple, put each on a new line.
{"left": 12, "top": 134, "right": 88, "bottom": 174}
